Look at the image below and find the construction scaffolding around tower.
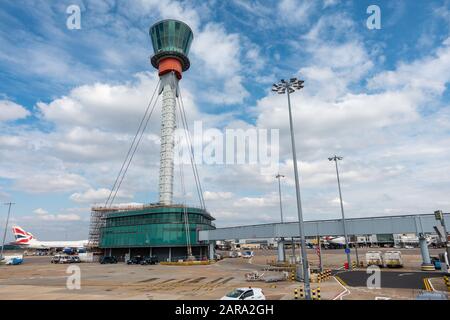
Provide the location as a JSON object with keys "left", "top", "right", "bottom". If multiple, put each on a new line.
{"left": 88, "top": 206, "right": 116, "bottom": 248}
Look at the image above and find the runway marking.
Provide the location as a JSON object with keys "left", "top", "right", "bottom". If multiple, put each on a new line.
{"left": 333, "top": 276, "right": 351, "bottom": 300}
{"left": 138, "top": 277, "right": 159, "bottom": 283}
{"left": 208, "top": 277, "right": 223, "bottom": 284}
{"left": 423, "top": 278, "right": 433, "bottom": 292}
{"left": 220, "top": 277, "right": 234, "bottom": 284}
{"left": 188, "top": 277, "right": 207, "bottom": 284}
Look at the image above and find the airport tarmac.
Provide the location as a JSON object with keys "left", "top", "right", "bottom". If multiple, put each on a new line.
{"left": 0, "top": 248, "right": 448, "bottom": 300}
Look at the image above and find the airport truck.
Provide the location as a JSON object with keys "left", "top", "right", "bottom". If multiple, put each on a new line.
{"left": 366, "top": 251, "right": 384, "bottom": 267}
{"left": 383, "top": 251, "right": 403, "bottom": 268}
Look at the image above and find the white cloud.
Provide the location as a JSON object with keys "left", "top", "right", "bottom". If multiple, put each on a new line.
{"left": 368, "top": 37, "right": 450, "bottom": 95}
{"left": 0, "top": 100, "right": 30, "bottom": 121}
{"left": 203, "top": 191, "right": 234, "bottom": 200}
{"left": 15, "top": 173, "right": 89, "bottom": 194}
{"left": 278, "top": 0, "right": 317, "bottom": 25}
{"left": 70, "top": 188, "right": 133, "bottom": 204}
{"left": 33, "top": 208, "right": 81, "bottom": 221}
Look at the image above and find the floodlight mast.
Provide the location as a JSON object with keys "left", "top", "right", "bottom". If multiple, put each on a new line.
{"left": 272, "top": 77, "right": 311, "bottom": 300}
{"left": 329, "top": 155, "right": 352, "bottom": 269}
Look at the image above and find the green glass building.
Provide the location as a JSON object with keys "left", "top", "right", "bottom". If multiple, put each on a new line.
{"left": 149, "top": 19, "right": 193, "bottom": 72}
{"left": 99, "top": 205, "right": 215, "bottom": 261}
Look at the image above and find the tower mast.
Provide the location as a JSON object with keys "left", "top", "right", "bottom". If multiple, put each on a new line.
{"left": 149, "top": 20, "right": 193, "bottom": 205}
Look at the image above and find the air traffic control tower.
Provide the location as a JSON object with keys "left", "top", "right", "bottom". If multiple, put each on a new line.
{"left": 150, "top": 19, "right": 192, "bottom": 205}
{"left": 91, "top": 20, "right": 215, "bottom": 262}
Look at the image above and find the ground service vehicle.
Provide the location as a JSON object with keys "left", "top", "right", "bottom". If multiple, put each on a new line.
{"left": 430, "top": 257, "right": 441, "bottom": 270}
{"left": 140, "top": 256, "right": 159, "bottom": 265}
{"left": 100, "top": 256, "right": 118, "bottom": 264}
{"left": 384, "top": 251, "right": 403, "bottom": 268}
{"left": 366, "top": 251, "right": 384, "bottom": 267}
{"left": 127, "top": 255, "right": 144, "bottom": 264}
{"left": 221, "top": 288, "right": 266, "bottom": 300}
{"left": 70, "top": 256, "right": 81, "bottom": 263}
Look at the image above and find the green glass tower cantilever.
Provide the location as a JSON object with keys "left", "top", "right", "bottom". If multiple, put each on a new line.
{"left": 149, "top": 19, "right": 193, "bottom": 71}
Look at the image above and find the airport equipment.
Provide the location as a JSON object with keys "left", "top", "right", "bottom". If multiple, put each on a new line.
{"left": 100, "top": 256, "right": 118, "bottom": 264}
{"left": 328, "top": 156, "right": 351, "bottom": 269}
{"left": 0, "top": 254, "right": 23, "bottom": 265}
{"left": 438, "top": 252, "right": 450, "bottom": 273}
{"left": 140, "top": 256, "right": 159, "bottom": 265}
{"left": 220, "top": 288, "right": 266, "bottom": 300}
{"left": 90, "top": 20, "right": 215, "bottom": 262}
{"left": 127, "top": 255, "right": 144, "bottom": 265}
{"left": 434, "top": 210, "right": 450, "bottom": 273}
{"left": 299, "top": 286, "right": 304, "bottom": 299}
{"left": 245, "top": 271, "right": 264, "bottom": 281}
{"left": 264, "top": 272, "right": 288, "bottom": 283}
{"left": 0, "top": 202, "right": 14, "bottom": 260}
{"left": 275, "top": 174, "right": 286, "bottom": 263}
{"left": 78, "top": 252, "right": 94, "bottom": 263}
{"left": 384, "top": 251, "right": 403, "bottom": 268}
{"left": 272, "top": 77, "right": 311, "bottom": 300}
{"left": 366, "top": 251, "right": 384, "bottom": 267}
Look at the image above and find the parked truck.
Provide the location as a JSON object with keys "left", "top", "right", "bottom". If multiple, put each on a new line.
{"left": 366, "top": 251, "right": 384, "bottom": 267}
{"left": 383, "top": 251, "right": 403, "bottom": 268}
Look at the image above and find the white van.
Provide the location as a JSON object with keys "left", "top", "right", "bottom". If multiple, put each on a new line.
{"left": 384, "top": 251, "right": 403, "bottom": 268}
{"left": 366, "top": 251, "right": 384, "bottom": 267}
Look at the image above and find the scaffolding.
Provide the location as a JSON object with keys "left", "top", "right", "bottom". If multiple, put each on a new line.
{"left": 88, "top": 203, "right": 209, "bottom": 248}
{"left": 88, "top": 206, "right": 115, "bottom": 248}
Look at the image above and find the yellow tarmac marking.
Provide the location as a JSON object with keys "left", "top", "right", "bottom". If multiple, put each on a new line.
{"left": 334, "top": 275, "right": 348, "bottom": 287}
{"left": 423, "top": 278, "right": 433, "bottom": 292}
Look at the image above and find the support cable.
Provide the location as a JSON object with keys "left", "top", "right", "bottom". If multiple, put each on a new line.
{"left": 176, "top": 84, "right": 206, "bottom": 209}
{"left": 106, "top": 79, "right": 160, "bottom": 207}
{"left": 176, "top": 96, "right": 204, "bottom": 210}
{"left": 175, "top": 109, "right": 192, "bottom": 258}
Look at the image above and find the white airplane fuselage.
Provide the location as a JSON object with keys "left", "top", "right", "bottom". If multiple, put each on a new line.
{"left": 11, "top": 225, "right": 88, "bottom": 250}
{"left": 20, "top": 239, "right": 88, "bottom": 249}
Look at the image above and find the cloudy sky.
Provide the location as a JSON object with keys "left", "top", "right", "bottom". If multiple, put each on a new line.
{"left": 1, "top": 0, "right": 450, "bottom": 241}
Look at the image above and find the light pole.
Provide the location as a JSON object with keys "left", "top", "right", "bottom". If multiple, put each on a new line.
{"left": 275, "top": 173, "right": 286, "bottom": 263}
{"left": 275, "top": 173, "right": 285, "bottom": 223}
{"left": 1, "top": 202, "right": 14, "bottom": 260}
{"left": 328, "top": 155, "right": 351, "bottom": 269}
{"left": 272, "top": 77, "right": 311, "bottom": 300}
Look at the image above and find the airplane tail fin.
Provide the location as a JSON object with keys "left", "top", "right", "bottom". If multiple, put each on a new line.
{"left": 11, "top": 226, "right": 35, "bottom": 245}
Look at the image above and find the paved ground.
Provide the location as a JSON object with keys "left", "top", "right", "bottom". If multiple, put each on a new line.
{"left": 334, "top": 270, "right": 443, "bottom": 289}
{"left": 0, "top": 247, "right": 448, "bottom": 300}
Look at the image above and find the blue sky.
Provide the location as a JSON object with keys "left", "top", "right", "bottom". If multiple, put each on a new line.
{"left": 1, "top": 0, "right": 450, "bottom": 240}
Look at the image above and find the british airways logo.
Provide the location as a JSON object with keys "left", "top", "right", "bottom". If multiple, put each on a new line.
{"left": 12, "top": 226, "right": 34, "bottom": 244}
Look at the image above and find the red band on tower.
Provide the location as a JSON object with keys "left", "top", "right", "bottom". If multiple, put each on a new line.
{"left": 158, "top": 57, "right": 183, "bottom": 79}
